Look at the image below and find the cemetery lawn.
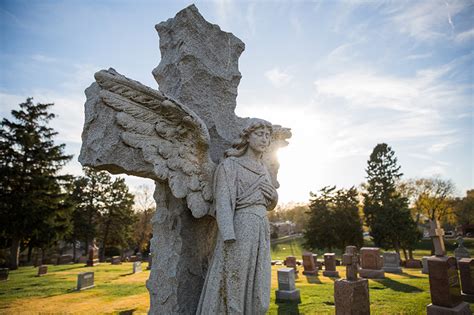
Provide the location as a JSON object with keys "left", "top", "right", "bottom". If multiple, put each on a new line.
{"left": 1, "top": 237, "right": 474, "bottom": 314}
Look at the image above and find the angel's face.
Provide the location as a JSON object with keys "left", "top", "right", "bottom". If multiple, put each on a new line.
{"left": 248, "top": 126, "right": 271, "bottom": 154}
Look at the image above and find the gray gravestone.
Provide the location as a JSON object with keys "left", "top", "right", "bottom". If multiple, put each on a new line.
{"left": 422, "top": 256, "right": 430, "bottom": 274}
{"left": 77, "top": 272, "right": 94, "bottom": 290}
{"left": 454, "top": 237, "right": 470, "bottom": 261}
{"left": 111, "top": 256, "right": 122, "bottom": 265}
{"left": 382, "top": 252, "right": 402, "bottom": 274}
{"left": 133, "top": 261, "right": 142, "bottom": 274}
{"left": 275, "top": 268, "right": 301, "bottom": 303}
{"left": 0, "top": 268, "right": 9, "bottom": 281}
{"left": 37, "top": 265, "right": 48, "bottom": 277}
{"left": 359, "top": 247, "right": 385, "bottom": 279}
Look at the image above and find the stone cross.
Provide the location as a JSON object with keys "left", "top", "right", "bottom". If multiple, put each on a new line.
{"left": 78, "top": 5, "right": 290, "bottom": 314}
{"left": 429, "top": 219, "right": 446, "bottom": 257}
{"left": 343, "top": 253, "right": 359, "bottom": 281}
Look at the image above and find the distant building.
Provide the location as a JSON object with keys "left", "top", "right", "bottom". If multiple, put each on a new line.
{"left": 270, "top": 221, "right": 296, "bottom": 237}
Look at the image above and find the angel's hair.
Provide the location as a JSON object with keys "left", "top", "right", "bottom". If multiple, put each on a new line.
{"left": 224, "top": 118, "right": 273, "bottom": 158}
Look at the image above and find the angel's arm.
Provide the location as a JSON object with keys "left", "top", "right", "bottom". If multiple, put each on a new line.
{"left": 214, "top": 162, "right": 236, "bottom": 242}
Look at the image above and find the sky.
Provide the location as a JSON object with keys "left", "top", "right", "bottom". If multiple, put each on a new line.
{"left": 1, "top": 0, "right": 473, "bottom": 204}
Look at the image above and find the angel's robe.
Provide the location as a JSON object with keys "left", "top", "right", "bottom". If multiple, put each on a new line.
{"left": 197, "top": 156, "right": 278, "bottom": 315}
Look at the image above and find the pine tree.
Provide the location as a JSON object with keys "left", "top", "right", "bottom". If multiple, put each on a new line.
{"left": 0, "top": 98, "right": 72, "bottom": 269}
{"left": 363, "top": 143, "right": 419, "bottom": 259}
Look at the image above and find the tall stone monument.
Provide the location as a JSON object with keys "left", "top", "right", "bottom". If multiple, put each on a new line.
{"left": 334, "top": 246, "right": 370, "bottom": 315}
{"left": 79, "top": 5, "right": 290, "bottom": 314}
{"left": 426, "top": 220, "right": 471, "bottom": 314}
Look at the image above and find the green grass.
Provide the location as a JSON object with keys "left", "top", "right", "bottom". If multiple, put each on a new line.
{"left": 1, "top": 239, "right": 473, "bottom": 314}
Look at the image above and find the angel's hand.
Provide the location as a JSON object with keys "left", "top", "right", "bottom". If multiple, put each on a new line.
{"left": 260, "top": 181, "right": 277, "bottom": 201}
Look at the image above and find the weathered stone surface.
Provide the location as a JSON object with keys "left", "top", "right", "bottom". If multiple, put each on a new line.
{"left": 133, "top": 261, "right": 143, "bottom": 274}
{"left": 334, "top": 278, "right": 370, "bottom": 315}
{"left": 87, "top": 241, "right": 99, "bottom": 267}
{"left": 302, "top": 252, "right": 317, "bottom": 276}
{"left": 360, "top": 247, "right": 383, "bottom": 270}
{"left": 275, "top": 268, "right": 300, "bottom": 303}
{"left": 428, "top": 256, "right": 463, "bottom": 308}
{"left": 77, "top": 272, "right": 94, "bottom": 290}
{"left": 422, "top": 256, "right": 430, "bottom": 274}
{"left": 406, "top": 259, "right": 422, "bottom": 269}
{"left": 429, "top": 220, "right": 446, "bottom": 257}
{"left": 343, "top": 246, "right": 359, "bottom": 281}
{"left": 382, "top": 252, "right": 402, "bottom": 274}
{"left": 79, "top": 5, "right": 290, "bottom": 314}
{"left": 37, "top": 265, "right": 48, "bottom": 277}
{"left": 458, "top": 258, "right": 474, "bottom": 295}
{"left": 323, "top": 253, "right": 339, "bottom": 277}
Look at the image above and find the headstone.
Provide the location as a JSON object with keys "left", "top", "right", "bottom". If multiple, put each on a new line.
{"left": 111, "top": 256, "right": 122, "bottom": 265}
{"left": 382, "top": 252, "right": 402, "bottom": 274}
{"left": 422, "top": 256, "right": 430, "bottom": 274}
{"left": 275, "top": 268, "right": 301, "bottom": 303}
{"left": 133, "top": 261, "right": 143, "bottom": 274}
{"left": 323, "top": 253, "right": 339, "bottom": 277}
{"left": 312, "top": 254, "right": 318, "bottom": 269}
{"left": 302, "top": 252, "right": 318, "bottom": 276}
{"left": 426, "top": 256, "right": 471, "bottom": 314}
{"left": 57, "top": 254, "right": 73, "bottom": 265}
{"left": 454, "top": 237, "right": 470, "bottom": 261}
{"left": 37, "top": 265, "right": 48, "bottom": 277}
{"left": 86, "top": 240, "right": 99, "bottom": 267}
{"left": 129, "top": 255, "right": 138, "bottom": 262}
{"left": 429, "top": 219, "right": 446, "bottom": 257}
{"left": 79, "top": 5, "right": 291, "bottom": 313}
{"left": 0, "top": 268, "right": 9, "bottom": 281}
{"left": 285, "top": 256, "right": 299, "bottom": 276}
{"left": 77, "top": 272, "right": 95, "bottom": 290}
{"left": 458, "top": 258, "right": 474, "bottom": 303}
{"left": 405, "top": 259, "right": 422, "bottom": 269}
{"left": 334, "top": 246, "right": 370, "bottom": 315}
{"left": 359, "top": 247, "right": 384, "bottom": 279}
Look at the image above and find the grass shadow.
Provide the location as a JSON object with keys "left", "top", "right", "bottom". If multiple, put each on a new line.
{"left": 119, "top": 273, "right": 134, "bottom": 277}
{"left": 399, "top": 271, "right": 423, "bottom": 279}
{"left": 118, "top": 309, "right": 136, "bottom": 315}
{"left": 305, "top": 275, "right": 322, "bottom": 284}
{"left": 373, "top": 278, "right": 423, "bottom": 293}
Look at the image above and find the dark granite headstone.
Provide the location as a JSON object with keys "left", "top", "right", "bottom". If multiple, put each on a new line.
{"left": 111, "top": 256, "right": 122, "bottom": 265}
{"left": 0, "top": 268, "right": 9, "bottom": 281}
{"left": 57, "top": 254, "right": 73, "bottom": 265}
{"left": 458, "top": 258, "right": 474, "bottom": 302}
{"left": 37, "top": 265, "right": 48, "bottom": 277}
{"left": 323, "top": 253, "right": 339, "bottom": 277}
{"left": 302, "top": 252, "right": 317, "bottom": 276}
{"left": 427, "top": 256, "right": 462, "bottom": 307}
{"left": 77, "top": 272, "right": 95, "bottom": 290}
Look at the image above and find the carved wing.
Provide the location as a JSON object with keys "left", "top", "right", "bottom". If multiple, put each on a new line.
{"left": 94, "top": 68, "right": 215, "bottom": 218}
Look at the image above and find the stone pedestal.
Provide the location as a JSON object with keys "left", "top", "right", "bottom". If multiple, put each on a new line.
{"left": 86, "top": 243, "right": 100, "bottom": 267}
{"left": 426, "top": 302, "right": 472, "bottom": 315}
{"left": 276, "top": 268, "right": 301, "bottom": 303}
{"left": 37, "top": 265, "right": 48, "bottom": 277}
{"left": 334, "top": 279, "right": 370, "bottom": 315}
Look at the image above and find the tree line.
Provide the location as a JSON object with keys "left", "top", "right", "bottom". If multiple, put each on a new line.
{"left": 0, "top": 99, "right": 153, "bottom": 269}
{"left": 301, "top": 142, "right": 472, "bottom": 260}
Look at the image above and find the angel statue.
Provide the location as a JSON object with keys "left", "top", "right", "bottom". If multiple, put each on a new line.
{"left": 79, "top": 5, "right": 291, "bottom": 314}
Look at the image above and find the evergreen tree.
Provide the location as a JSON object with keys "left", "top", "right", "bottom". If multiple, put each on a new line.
{"left": 70, "top": 167, "right": 135, "bottom": 260}
{"left": 0, "top": 98, "right": 72, "bottom": 269}
{"left": 304, "top": 186, "right": 363, "bottom": 252}
{"left": 363, "top": 143, "right": 419, "bottom": 259}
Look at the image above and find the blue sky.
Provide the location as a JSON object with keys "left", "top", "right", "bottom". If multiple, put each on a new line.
{"left": 1, "top": 0, "right": 473, "bottom": 203}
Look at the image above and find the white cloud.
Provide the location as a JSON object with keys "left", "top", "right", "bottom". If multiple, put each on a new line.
{"left": 388, "top": 0, "right": 469, "bottom": 41}
{"left": 455, "top": 28, "right": 474, "bottom": 43}
{"left": 406, "top": 53, "right": 432, "bottom": 60}
{"left": 264, "top": 67, "right": 293, "bottom": 87}
{"left": 31, "top": 54, "right": 58, "bottom": 63}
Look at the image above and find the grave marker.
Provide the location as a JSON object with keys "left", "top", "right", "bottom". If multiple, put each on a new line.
{"left": 133, "top": 261, "right": 142, "bottom": 273}
{"left": 275, "top": 268, "right": 301, "bottom": 303}
{"left": 302, "top": 252, "right": 318, "bottom": 276}
{"left": 454, "top": 237, "right": 470, "bottom": 261}
{"left": 335, "top": 246, "right": 370, "bottom": 315}
{"left": 359, "top": 247, "right": 384, "bottom": 279}
{"left": 77, "top": 272, "right": 95, "bottom": 290}
{"left": 37, "top": 265, "right": 48, "bottom": 277}
{"left": 458, "top": 258, "right": 474, "bottom": 303}
{"left": 111, "top": 256, "right": 122, "bottom": 265}
{"left": 322, "top": 253, "right": 339, "bottom": 277}
{"left": 382, "top": 252, "right": 402, "bottom": 274}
